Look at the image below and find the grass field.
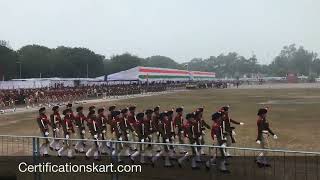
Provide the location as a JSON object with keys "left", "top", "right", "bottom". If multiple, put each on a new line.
{"left": 1, "top": 87, "right": 320, "bottom": 152}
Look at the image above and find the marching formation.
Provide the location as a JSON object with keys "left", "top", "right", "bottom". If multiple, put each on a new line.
{"left": 36, "top": 103, "right": 277, "bottom": 172}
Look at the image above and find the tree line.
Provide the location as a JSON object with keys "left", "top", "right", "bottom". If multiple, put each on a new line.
{"left": 0, "top": 40, "right": 319, "bottom": 80}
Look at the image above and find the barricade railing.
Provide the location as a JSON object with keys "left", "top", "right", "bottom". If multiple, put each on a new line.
{"left": 0, "top": 135, "right": 319, "bottom": 180}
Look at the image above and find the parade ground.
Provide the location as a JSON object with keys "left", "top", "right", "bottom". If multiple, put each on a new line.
{"left": 1, "top": 83, "right": 320, "bottom": 152}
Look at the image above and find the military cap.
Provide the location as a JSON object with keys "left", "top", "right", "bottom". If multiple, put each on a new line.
{"left": 153, "top": 106, "right": 160, "bottom": 112}
{"left": 194, "top": 110, "right": 202, "bottom": 117}
{"left": 159, "top": 112, "right": 168, "bottom": 119}
{"left": 196, "top": 107, "right": 204, "bottom": 112}
{"left": 167, "top": 109, "right": 174, "bottom": 116}
{"left": 62, "top": 109, "right": 71, "bottom": 115}
{"left": 145, "top": 109, "right": 153, "bottom": 115}
{"left": 257, "top": 108, "right": 268, "bottom": 116}
{"left": 129, "top": 105, "right": 136, "bottom": 111}
{"left": 39, "top": 107, "right": 46, "bottom": 113}
{"left": 111, "top": 110, "right": 121, "bottom": 118}
{"left": 136, "top": 112, "right": 145, "bottom": 120}
{"left": 212, "top": 112, "right": 222, "bottom": 121}
{"left": 76, "top": 106, "right": 83, "bottom": 112}
{"left": 186, "top": 113, "right": 195, "bottom": 120}
{"left": 220, "top": 105, "right": 230, "bottom": 112}
{"left": 98, "top": 108, "right": 105, "bottom": 113}
{"left": 52, "top": 106, "right": 59, "bottom": 111}
{"left": 89, "top": 106, "right": 95, "bottom": 111}
{"left": 176, "top": 107, "right": 183, "bottom": 113}
{"left": 121, "top": 108, "right": 129, "bottom": 114}
{"left": 88, "top": 110, "right": 95, "bottom": 116}
{"left": 108, "top": 105, "right": 116, "bottom": 112}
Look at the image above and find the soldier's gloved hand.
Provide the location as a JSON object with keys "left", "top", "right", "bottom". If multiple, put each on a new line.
{"left": 256, "top": 140, "right": 261, "bottom": 144}
{"left": 55, "top": 128, "right": 59, "bottom": 132}
{"left": 65, "top": 134, "right": 69, "bottom": 139}
{"left": 198, "top": 136, "right": 202, "bottom": 141}
{"left": 45, "top": 131, "right": 49, "bottom": 136}
{"left": 165, "top": 138, "right": 170, "bottom": 143}
{"left": 156, "top": 132, "right": 160, "bottom": 136}
{"left": 240, "top": 122, "right": 244, "bottom": 125}
{"left": 273, "top": 135, "right": 278, "bottom": 139}
{"left": 214, "top": 135, "right": 217, "bottom": 139}
{"left": 232, "top": 130, "right": 236, "bottom": 136}
{"left": 94, "top": 134, "right": 98, "bottom": 139}
{"left": 134, "top": 132, "right": 138, "bottom": 137}
{"left": 81, "top": 130, "right": 85, "bottom": 134}
{"left": 141, "top": 138, "right": 145, "bottom": 143}
{"left": 180, "top": 130, "right": 184, "bottom": 134}
{"left": 102, "top": 130, "right": 106, "bottom": 134}
{"left": 119, "top": 137, "right": 123, "bottom": 141}
{"left": 149, "top": 128, "right": 153, "bottom": 131}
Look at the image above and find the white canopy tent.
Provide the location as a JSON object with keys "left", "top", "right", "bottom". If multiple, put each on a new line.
{"left": 106, "top": 66, "right": 216, "bottom": 82}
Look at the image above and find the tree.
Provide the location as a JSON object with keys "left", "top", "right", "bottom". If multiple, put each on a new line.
{"left": 48, "top": 46, "right": 105, "bottom": 78}
{"left": 105, "top": 53, "right": 143, "bottom": 75}
{"left": 312, "top": 58, "right": 320, "bottom": 75}
{"left": 269, "top": 44, "right": 317, "bottom": 76}
{"left": 144, "top": 56, "right": 182, "bottom": 69}
{"left": 0, "top": 43, "right": 19, "bottom": 80}
{"left": 18, "top": 45, "right": 52, "bottom": 78}
{"left": 2, "top": 41, "right": 320, "bottom": 80}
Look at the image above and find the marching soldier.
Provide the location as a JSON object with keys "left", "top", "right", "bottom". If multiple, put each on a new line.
{"left": 167, "top": 109, "right": 177, "bottom": 158}
{"left": 107, "top": 105, "right": 117, "bottom": 120}
{"left": 177, "top": 113, "right": 200, "bottom": 169}
{"left": 109, "top": 110, "right": 125, "bottom": 161}
{"left": 66, "top": 103, "right": 75, "bottom": 121}
{"left": 220, "top": 106, "right": 244, "bottom": 157}
{"left": 117, "top": 108, "right": 132, "bottom": 160}
{"left": 130, "top": 112, "right": 147, "bottom": 164}
{"left": 120, "top": 108, "right": 132, "bottom": 141}
{"left": 174, "top": 107, "right": 186, "bottom": 154}
{"left": 256, "top": 107, "right": 278, "bottom": 167}
{"left": 58, "top": 109, "right": 75, "bottom": 158}
{"left": 87, "top": 106, "right": 96, "bottom": 118}
{"left": 128, "top": 105, "right": 138, "bottom": 150}
{"left": 152, "top": 112, "right": 174, "bottom": 167}
{"left": 74, "top": 106, "right": 86, "bottom": 153}
{"left": 143, "top": 109, "right": 154, "bottom": 159}
{"left": 144, "top": 109, "right": 153, "bottom": 144}
{"left": 86, "top": 109, "right": 100, "bottom": 160}
{"left": 37, "top": 107, "right": 50, "bottom": 157}
{"left": 106, "top": 105, "right": 116, "bottom": 148}
{"left": 205, "top": 112, "right": 230, "bottom": 173}
{"left": 97, "top": 108, "right": 109, "bottom": 154}
{"left": 195, "top": 107, "right": 210, "bottom": 155}
{"left": 107, "top": 105, "right": 116, "bottom": 119}
{"left": 151, "top": 106, "right": 161, "bottom": 151}
{"left": 49, "top": 106, "right": 62, "bottom": 151}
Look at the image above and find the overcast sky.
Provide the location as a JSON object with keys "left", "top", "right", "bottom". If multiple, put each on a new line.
{"left": 1, "top": 0, "right": 319, "bottom": 64}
